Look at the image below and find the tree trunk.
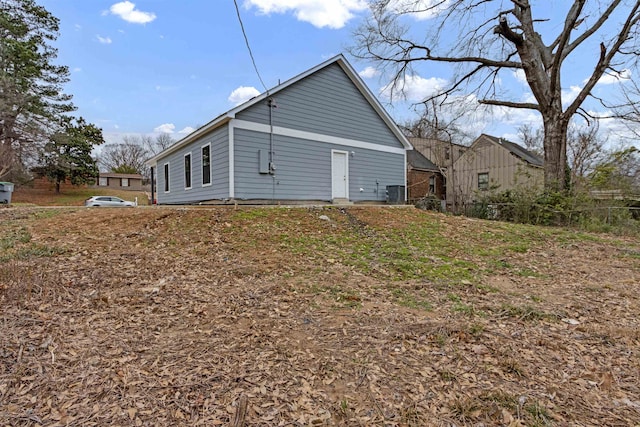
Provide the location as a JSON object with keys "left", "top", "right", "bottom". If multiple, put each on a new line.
{"left": 543, "top": 115, "right": 569, "bottom": 192}
{"left": 55, "top": 179, "right": 61, "bottom": 194}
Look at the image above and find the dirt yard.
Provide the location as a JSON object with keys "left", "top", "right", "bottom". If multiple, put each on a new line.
{"left": 1, "top": 206, "right": 639, "bottom": 426}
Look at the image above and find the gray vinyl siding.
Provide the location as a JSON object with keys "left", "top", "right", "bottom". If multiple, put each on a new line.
{"left": 156, "top": 126, "right": 229, "bottom": 204}
{"left": 233, "top": 128, "right": 404, "bottom": 201}
{"left": 236, "top": 63, "right": 402, "bottom": 149}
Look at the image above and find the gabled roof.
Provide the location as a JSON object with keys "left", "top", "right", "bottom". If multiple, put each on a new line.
{"left": 407, "top": 149, "right": 439, "bottom": 171}
{"left": 147, "top": 54, "right": 411, "bottom": 166}
{"left": 481, "top": 134, "right": 544, "bottom": 167}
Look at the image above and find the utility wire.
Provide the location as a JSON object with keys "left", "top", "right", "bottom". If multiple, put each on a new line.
{"left": 233, "top": 0, "right": 268, "bottom": 93}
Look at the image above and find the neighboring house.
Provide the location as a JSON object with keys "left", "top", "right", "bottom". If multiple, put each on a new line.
{"left": 95, "top": 173, "right": 145, "bottom": 191}
{"left": 406, "top": 149, "right": 444, "bottom": 202}
{"left": 146, "top": 55, "right": 411, "bottom": 205}
{"left": 450, "top": 134, "right": 544, "bottom": 208}
{"left": 408, "top": 137, "right": 468, "bottom": 207}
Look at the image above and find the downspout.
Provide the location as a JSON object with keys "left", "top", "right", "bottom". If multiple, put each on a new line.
{"left": 150, "top": 166, "right": 155, "bottom": 205}
{"left": 268, "top": 98, "right": 277, "bottom": 202}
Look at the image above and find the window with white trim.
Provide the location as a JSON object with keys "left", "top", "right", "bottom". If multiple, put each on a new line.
{"left": 164, "top": 163, "right": 170, "bottom": 192}
{"left": 121, "top": 178, "right": 129, "bottom": 187}
{"left": 202, "top": 144, "right": 211, "bottom": 186}
{"left": 184, "top": 153, "right": 192, "bottom": 189}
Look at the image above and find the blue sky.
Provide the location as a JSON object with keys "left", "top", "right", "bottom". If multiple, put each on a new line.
{"left": 39, "top": 1, "right": 635, "bottom": 147}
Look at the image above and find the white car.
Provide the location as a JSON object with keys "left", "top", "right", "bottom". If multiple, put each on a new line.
{"left": 84, "top": 196, "right": 136, "bottom": 207}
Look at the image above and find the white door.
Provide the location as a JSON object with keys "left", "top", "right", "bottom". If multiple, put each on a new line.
{"left": 331, "top": 150, "right": 348, "bottom": 199}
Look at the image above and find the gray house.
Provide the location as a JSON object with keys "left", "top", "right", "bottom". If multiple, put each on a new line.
{"left": 146, "top": 55, "right": 411, "bottom": 205}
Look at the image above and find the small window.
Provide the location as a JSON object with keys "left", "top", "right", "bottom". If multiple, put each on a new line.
{"left": 444, "top": 147, "right": 450, "bottom": 160}
{"left": 429, "top": 176, "right": 435, "bottom": 194}
{"left": 184, "top": 153, "right": 192, "bottom": 189}
{"left": 202, "top": 144, "right": 211, "bottom": 186}
{"left": 164, "top": 163, "right": 170, "bottom": 192}
{"left": 99, "top": 177, "right": 108, "bottom": 186}
{"left": 478, "top": 172, "right": 489, "bottom": 191}
{"left": 121, "top": 178, "right": 129, "bottom": 187}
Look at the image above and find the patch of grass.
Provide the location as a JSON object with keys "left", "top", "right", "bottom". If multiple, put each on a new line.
{"left": 507, "top": 242, "right": 530, "bottom": 253}
{"left": 469, "top": 323, "right": 485, "bottom": 337}
{"left": 475, "top": 283, "right": 500, "bottom": 293}
{"left": 452, "top": 302, "right": 476, "bottom": 315}
{"left": 449, "top": 396, "right": 480, "bottom": 422}
{"left": 515, "top": 267, "right": 547, "bottom": 278}
{"left": 0, "top": 227, "right": 31, "bottom": 250}
{"left": 496, "top": 303, "right": 547, "bottom": 321}
{"left": 231, "top": 209, "right": 274, "bottom": 221}
{"left": 16, "top": 244, "right": 65, "bottom": 259}
{"left": 525, "top": 401, "right": 552, "bottom": 426}
{"left": 12, "top": 186, "right": 149, "bottom": 206}
{"left": 478, "top": 391, "right": 518, "bottom": 411}
{"left": 391, "top": 288, "right": 431, "bottom": 311}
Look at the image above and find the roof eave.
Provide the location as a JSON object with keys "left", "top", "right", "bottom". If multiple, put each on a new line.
{"left": 146, "top": 115, "right": 233, "bottom": 167}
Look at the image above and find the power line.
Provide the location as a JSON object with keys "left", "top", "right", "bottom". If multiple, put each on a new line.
{"left": 232, "top": 0, "right": 268, "bottom": 93}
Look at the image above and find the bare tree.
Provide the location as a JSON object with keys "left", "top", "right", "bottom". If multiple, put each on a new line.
{"left": 518, "top": 121, "right": 607, "bottom": 189}
{"left": 517, "top": 124, "right": 544, "bottom": 157}
{"left": 353, "top": 0, "right": 640, "bottom": 191}
{"left": 139, "top": 133, "right": 175, "bottom": 157}
{"left": 98, "top": 136, "right": 149, "bottom": 175}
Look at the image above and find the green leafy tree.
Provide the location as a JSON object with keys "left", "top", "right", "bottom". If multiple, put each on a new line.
{"left": 0, "top": 0, "right": 75, "bottom": 180}
{"left": 39, "top": 118, "right": 104, "bottom": 193}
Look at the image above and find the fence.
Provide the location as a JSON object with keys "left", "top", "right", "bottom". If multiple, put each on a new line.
{"left": 463, "top": 201, "right": 640, "bottom": 228}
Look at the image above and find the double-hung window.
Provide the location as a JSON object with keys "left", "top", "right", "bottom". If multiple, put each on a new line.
{"left": 164, "top": 163, "right": 170, "bottom": 192}
{"left": 184, "top": 153, "right": 192, "bottom": 189}
{"left": 202, "top": 144, "right": 211, "bottom": 186}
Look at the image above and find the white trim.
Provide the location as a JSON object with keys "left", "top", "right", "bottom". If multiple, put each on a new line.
{"left": 233, "top": 119, "right": 407, "bottom": 155}
{"left": 163, "top": 162, "right": 170, "bottom": 193}
{"left": 201, "top": 142, "right": 212, "bottom": 187}
{"left": 404, "top": 150, "right": 408, "bottom": 202}
{"left": 331, "top": 149, "right": 349, "bottom": 200}
{"left": 184, "top": 152, "right": 192, "bottom": 190}
{"left": 229, "top": 123, "right": 235, "bottom": 198}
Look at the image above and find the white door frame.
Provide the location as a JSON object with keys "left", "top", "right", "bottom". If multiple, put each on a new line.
{"left": 331, "top": 149, "right": 349, "bottom": 199}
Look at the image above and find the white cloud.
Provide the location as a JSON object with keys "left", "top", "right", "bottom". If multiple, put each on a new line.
{"left": 359, "top": 66, "right": 380, "bottom": 79}
{"left": 154, "top": 123, "right": 176, "bottom": 133}
{"left": 513, "top": 69, "right": 527, "bottom": 85}
{"left": 73, "top": 67, "right": 82, "bottom": 73}
{"left": 228, "top": 86, "right": 261, "bottom": 105}
{"left": 386, "top": 0, "right": 451, "bottom": 20}
{"left": 597, "top": 69, "right": 631, "bottom": 85}
{"left": 245, "top": 0, "right": 368, "bottom": 29}
{"left": 380, "top": 75, "right": 447, "bottom": 102}
{"left": 562, "top": 85, "right": 582, "bottom": 106}
{"left": 179, "top": 127, "right": 196, "bottom": 135}
{"left": 96, "top": 35, "right": 112, "bottom": 44}
{"left": 109, "top": 1, "right": 156, "bottom": 24}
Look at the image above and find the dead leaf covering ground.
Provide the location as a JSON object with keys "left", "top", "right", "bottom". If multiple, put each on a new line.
{"left": 1, "top": 206, "right": 639, "bottom": 426}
